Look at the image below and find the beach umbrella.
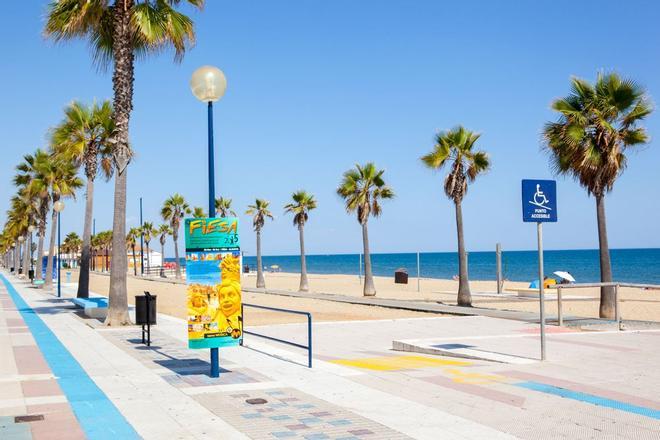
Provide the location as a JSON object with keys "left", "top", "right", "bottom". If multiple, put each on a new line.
{"left": 553, "top": 271, "right": 575, "bottom": 282}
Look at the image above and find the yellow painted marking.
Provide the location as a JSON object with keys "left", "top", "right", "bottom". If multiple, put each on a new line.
{"left": 330, "top": 355, "right": 471, "bottom": 371}
{"left": 444, "top": 368, "right": 507, "bottom": 385}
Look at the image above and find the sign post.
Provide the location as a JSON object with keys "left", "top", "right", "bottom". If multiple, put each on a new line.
{"left": 184, "top": 218, "right": 241, "bottom": 377}
{"left": 522, "top": 179, "right": 557, "bottom": 361}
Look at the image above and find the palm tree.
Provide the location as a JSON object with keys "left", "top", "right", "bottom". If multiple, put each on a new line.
{"left": 45, "top": 0, "right": 205, "bottom": 325}
{"left": 98, "top": 231, "right": 113, "bottom": 272}
{"left": 421, "top": 126, "right": 489, "bottom": 306}
{"left": 337, "top": 163, "right": 394, "bottom": 296}
{"left": 246, "top": 199, "right": 274, "bottom": 288}
{"left": 14, "top": 150, "right": 52, "bottom": 281}
{"left": 157, "top": 224, "right": 173, "bottom": 278}
{"left": 284, "top": 191, "right": 317, "bottom": 292}
{"left": 126, "top": 227, "right": 140, "bottom": 276}
{"left": 62, "top": 232, "right": 82, "bottom": 267}
{"left": 215, "top": 197, "right": 237, "bottom": 217}
{"left": 140, "top": 222, "right": 156, "bottom": 275}
{"left": 192, "top": 206, "right": 206, "bottom": 218}
{"left": 52, "top": 100, "right": 114, "bottom": 298}
{"left": 543, "top": 73, "right": 651, "bottom": 318}
{"left": 161, "top": 194, "right": 191, "bottom": 279}
{"left": 35, "top": 155, "right": 83, "bottom": 290}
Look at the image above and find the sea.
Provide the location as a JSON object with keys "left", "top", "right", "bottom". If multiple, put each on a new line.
{"left": 167, "top": 248, "right": 660, "bottom": 285}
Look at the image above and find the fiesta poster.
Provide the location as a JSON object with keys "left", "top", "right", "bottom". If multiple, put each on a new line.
{"left": 184, "top": 217, "right": 241, "bottom": 349}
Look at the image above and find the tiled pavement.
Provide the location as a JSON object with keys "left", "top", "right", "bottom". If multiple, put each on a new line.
{"left": 0, "top": 279, "right": 86, "bottom": 440}
{"left": 101, "top": 327, "right": 410, "bottom": 439}
{"left": 8, "top": 270, "right": 660, "bottom": 439}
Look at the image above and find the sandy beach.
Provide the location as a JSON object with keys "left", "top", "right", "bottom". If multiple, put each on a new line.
{"left": 76, "top": 269, "right": 660, "bottom": 324}
{"left": 249, "top": 271, "right": 660, "bottom": 323}
{"left": 80, "top": 270, "right": 434, "bottom": 325}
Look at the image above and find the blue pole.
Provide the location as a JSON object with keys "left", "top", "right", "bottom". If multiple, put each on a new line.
{"left": 140, "top": 197, "right": 144, "bottom": 276}
{"left": 57, "top": 212, "right": 61, "bottom": 298}
{"left": 207, "top": 100, "right": 219, "bottom": 378}
{"left": 208, "top": 101, "right": 216, "bottom": 218}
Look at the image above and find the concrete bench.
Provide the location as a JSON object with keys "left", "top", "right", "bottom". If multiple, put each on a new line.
{"left": 69, "top": 297, "right": 108, "bottom": 319}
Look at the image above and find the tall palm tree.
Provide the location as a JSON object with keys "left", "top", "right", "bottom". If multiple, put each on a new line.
{"left": 337, "top": 163, "right": 394, "bottom": 296}
{"left": 284, "top": 191, "right": 317, "bottom": 292}
{"left": 421, "top": 126, "right": 489, "bottom": 307}
{"left": 157, "top": 224, "right": 173, "bottom": 278}
{"left": 140, "top": 222, "right": 156, "bottom": 275}
{"left": 46, "top": 0, "right": 205, "bottom": 325}
{"left": 34, "top": 155, "right": 83, "bottom": 290}
{"left": 15, "top": 149, "right": 52, "bottom": 281}
{"left": 126, "top": 227, "right": 140, "bottom": 276}
{"left": 161, "top": 193, "right": 190, "bottom": 279}
{"left": 246, "top": 199, "right": 274, "bottom": 289}
{"left": 543, "top": 73, "right": 651, "bottom": 318}
{"left": 215, "top": 197, "right": 237, "bottom": 217}
{"left": 192, "top": 206, "right": 206, "bottom": 218}
{"left": 52, "top": 100, "right": 114, "bottom": 298}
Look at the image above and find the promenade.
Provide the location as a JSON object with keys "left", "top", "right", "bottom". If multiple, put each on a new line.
{"left": 2, "top": 271, "right": 660, "bottom": 439}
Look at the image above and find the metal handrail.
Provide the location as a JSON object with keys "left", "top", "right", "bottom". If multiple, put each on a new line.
{"left": 240, "top": 302, "right": 312, "bottom": 368}
{"left": 556, "top": 281, "right": 660, "bottom": 328}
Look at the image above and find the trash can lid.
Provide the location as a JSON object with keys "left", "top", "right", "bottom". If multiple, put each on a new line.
{"left": 395, "top": 268, "right": 408, "bottom": 273}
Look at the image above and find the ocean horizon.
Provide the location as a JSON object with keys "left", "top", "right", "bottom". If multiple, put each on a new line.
{"left": 169, "top": 248, "right": 660, "bottom": 285}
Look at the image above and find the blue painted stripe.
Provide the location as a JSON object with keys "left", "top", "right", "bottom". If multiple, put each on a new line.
{"left": 1, "top": 274, "right": 140, "bottom": 439}
{"left": 515, "top": 381, "right": 660, "bottom": 420}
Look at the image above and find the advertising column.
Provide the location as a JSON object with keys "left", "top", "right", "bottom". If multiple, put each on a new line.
{"left": 184, "top": 217, "right": 242, "bottom": 349}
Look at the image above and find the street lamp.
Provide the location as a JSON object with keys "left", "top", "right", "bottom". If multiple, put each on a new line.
{"left": 54, "top": 201, "right": 65, "bottom": 298}
{"left": 190, "top": 65, "right": 227, "bottom": 218}
{"left": 190, "top": 65, "right": 227, "bottom": 378}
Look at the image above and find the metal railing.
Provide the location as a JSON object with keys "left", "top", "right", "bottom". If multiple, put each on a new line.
{"left": 556, "top": 282, "right": 660, "bottom": 328}
{"left": 240, "top": 303, "right": 312, "bottom": 368}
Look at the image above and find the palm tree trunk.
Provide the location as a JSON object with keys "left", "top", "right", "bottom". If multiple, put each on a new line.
{"left": 298, "top": 224, "right": 309, "bottom": 292}
{"left": 14, "top": 246, "right": 19, "bottom": 274}
{"left": 105, "top": 0, "right": 133, "bottom": 326}
{"left": 132, "top": 245, "right": 137, "bottom": 276}
{"left": 256, "top": 229, "right": 265, "bottom": 288}
{"left": 44, "top": 209, "right": 58, "bottom": 290}
{"left": 173, "top": 230, "right": 181, "bottom": 279}
{"left": 77, "top": 178, "right": 94, "bottom": 298}
{"left": 22, "top": 240, "right": 30, "bottom": 277}
{"left": 455, "top": 201, "right": 472, "bottom": 306}
{"left": 106, "top": 166, "right": 130, "bottom": 325}
{"left": 596, "top": 194, "right": 615, "bottom": 319}
{"left": 36, "top": 234, "right": 44, "bottom": 280}
{"left": 160, "top": 242, "right": 165, "bottom": 278}
{"left": 361, "top": 222, "right": 376, "bottom": 296}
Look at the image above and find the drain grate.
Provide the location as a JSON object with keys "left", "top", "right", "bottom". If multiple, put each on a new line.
{"left": 15, "top": 414, "right": 44, "bottom": 423}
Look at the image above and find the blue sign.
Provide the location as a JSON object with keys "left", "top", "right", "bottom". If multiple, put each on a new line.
{"left": 522, "top": 179, "right": 557, "bottom": 222}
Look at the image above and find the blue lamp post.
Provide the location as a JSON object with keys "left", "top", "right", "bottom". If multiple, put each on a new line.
{"left": 191, "top": 65, "right": 227, "bottom": 378}
{"left": 54, "top": 200, "right": 65, "bottom": 297}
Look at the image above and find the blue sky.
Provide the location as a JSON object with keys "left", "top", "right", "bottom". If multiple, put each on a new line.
{"left": 1, "top": 1, "right": 659, "bottom": 258}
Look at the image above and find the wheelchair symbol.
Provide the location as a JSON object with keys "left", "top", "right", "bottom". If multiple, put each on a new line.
{"left": 529, "top": 184, "right": 552, "bottom": 210}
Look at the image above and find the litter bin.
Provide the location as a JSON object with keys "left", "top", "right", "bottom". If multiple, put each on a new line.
{"left": 394, "top": 268, "right": 408, "bottom": 284}
{"left": 135, "top": 292, "right": 157, "bottom": 325}
{"left": 28, "top": 269, "right": 34, "bottom": 280}
{"left": 243, "top": 264, "right": 250, "bottom": 273}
